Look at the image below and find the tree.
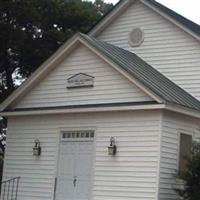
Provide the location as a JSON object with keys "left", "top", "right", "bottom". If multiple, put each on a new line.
{"left": 0, "top": 0, "right": 114, "bottom": 180}
{"left": 0, "top": 118, "right": 6, "bottom": 153}
{"left": 0, "top": 0, "right": 113, "bottom": 103}
{"left": 0, "top": 117, "right": 6, "bottom": 184}
{"left": 94, "top": 0, "right": 113, "bottom": 15}
{"left": 176, "top": 142, "right": 200, "bottom": 200}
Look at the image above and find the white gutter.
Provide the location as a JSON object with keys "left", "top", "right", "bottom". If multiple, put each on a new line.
{"left": 1, "top": 104, "right": 165, "bottom": 117}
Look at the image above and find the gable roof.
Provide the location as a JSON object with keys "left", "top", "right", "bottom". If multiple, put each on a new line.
{"left": 89, "top": 0, "right": 200, "bottom": 40}
{"left": 146, "top": 0, "right": 200, "bottom": 36}
{"left": 80, "top": 34, "right": 200, "bottom": 111}
{"left": 1, "top": 33, "right": 200, "bottom": 114}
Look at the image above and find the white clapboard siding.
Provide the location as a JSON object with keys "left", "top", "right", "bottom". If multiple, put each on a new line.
{"left": 3, "top": 110, "right": 161, "bottom": 200}
{"left": 159, "top": 111, "right": 200, "bottom": 200}
{"left": 13, "top": 45, "right": 152, "bottom": 109}
{"left": 98, "top": 1, "right": 200, "bottom": 100}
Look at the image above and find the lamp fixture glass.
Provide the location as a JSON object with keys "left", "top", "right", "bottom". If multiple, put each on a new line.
{"left": 33, "top": 139, "right": 41, "bottom": 156}
{"left": 108, "top": 137, "right": 117, "bottom": 156}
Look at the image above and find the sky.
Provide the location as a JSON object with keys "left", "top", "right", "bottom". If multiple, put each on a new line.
{"left": 102, "top": 0, "right": 200, "bottom": 25}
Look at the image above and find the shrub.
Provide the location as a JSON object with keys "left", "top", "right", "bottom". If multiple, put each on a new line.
{"left": 176, "top": 142, "right": 200, "bottom": 200}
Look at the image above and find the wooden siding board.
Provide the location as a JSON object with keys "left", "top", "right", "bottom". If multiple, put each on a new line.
{"left": 159, "top": 112, "right": 200, "bottom": 200}
{"left": 98, "top": 1, "right": 200, "bottom": 100}
{"left": 2, "top": 111, "right": 161, "bottom": 200}
{"left": 13, "top": 46, "right": 152, "bottom": 109}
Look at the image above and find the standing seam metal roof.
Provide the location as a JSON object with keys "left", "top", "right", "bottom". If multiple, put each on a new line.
{"left": 80, "top": 33, "right": 200, "bottom": 111}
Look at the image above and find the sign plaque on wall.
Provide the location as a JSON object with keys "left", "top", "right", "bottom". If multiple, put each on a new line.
{"left": 67, "top": 73, "right": 94, "bottom": 89}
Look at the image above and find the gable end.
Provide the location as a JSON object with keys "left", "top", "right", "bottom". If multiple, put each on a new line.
{"left": 5, "top": 39, "right": 155, "bottom": 110}
{"left": 89, "top": 0, "right": 200, "bottom": 41}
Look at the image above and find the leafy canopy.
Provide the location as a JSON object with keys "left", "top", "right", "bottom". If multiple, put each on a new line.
{"left": 0, "top": 0, "right": 113, "bottom": 103}
{"left": 176, "top": 142, "right": 200, "bottom": 200}
{"left": 0, "top": 0, "right": 113, "bottom": 153}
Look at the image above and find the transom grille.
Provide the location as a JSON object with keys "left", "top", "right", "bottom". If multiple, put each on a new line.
{"left": 62, "top": 130, "right": 94, "bottom": 139}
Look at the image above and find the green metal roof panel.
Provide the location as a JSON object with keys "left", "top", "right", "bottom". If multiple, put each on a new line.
{"left": 80, "top": 33, "right": 200, "bottom": 111}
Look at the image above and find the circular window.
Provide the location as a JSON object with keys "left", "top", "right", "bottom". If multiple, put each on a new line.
{"left": 129, "top": 28, "right": 144, "bottom": 47}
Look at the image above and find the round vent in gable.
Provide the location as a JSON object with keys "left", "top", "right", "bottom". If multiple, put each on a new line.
{"left": 129, "top": 28, "right": 144, "bottom": 47}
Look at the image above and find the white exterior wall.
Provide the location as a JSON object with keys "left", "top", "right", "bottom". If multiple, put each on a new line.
{"left": 13, "top": 45, "right": 152, "bottom": 109}
{"left": 3, "top": 110, "right": 161, "bottom": 200}
{"left": 98, "top": 1, "right": 200, "bottom": 100}
{"left": 159, "top": 111, "right": 200, "bottom": 200}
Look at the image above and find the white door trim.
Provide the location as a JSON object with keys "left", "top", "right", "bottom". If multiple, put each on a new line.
{"left": 54, "top": 127, "right": 96, "bottom": 200}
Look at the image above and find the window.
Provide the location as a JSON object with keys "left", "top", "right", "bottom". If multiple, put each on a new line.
{"left": 179, "top": 133, "right": 192, "bottom": 173}
{"left": 62, "top": 130, "right": 94, "bottom": 139}
{"left": 129, "top": 27, "right": 144, "bottom": 47}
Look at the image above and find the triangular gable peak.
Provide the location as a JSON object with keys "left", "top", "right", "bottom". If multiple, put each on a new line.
{"left": 67, "top": 73, "right": 94, "bottom": 81}
{"left": 0, "top": 34, "right": 158, "bottom": 112}
{"left": 1, "top": 34, "right": 200, "bottom": 119}
{"left": 89, "top": 0, "right": 200, "bottom": 41}
{"left": 92, "top": 0, "right": 200, "bottom": 102}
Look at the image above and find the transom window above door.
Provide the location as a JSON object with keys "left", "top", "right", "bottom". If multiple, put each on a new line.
{"left": 61, "top": 130, "right": 94, "bottom": 140}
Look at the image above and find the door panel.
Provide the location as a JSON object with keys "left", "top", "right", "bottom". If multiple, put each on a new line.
{"left": 56, "top": 143, "right": 76, "bottom": 200}
{"left": 74, "top": 142, "right": 93, "bottom": 200}
{"left": 56, "top": 141, "right": 93, "bottom": 200}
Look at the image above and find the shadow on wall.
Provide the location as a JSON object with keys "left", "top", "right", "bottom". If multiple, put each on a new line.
{"left": 0, "top": 158, "right": 3, "bottom": 194}
{"left": 0, "top": 158, "right": 3, "bottom": 178}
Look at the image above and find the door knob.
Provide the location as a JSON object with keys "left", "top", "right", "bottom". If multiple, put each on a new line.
{"left": 73, "top": 176, "right": 77, "bottom": 187}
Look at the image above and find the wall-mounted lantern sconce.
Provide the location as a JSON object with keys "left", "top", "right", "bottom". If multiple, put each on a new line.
{"left": 33, "top": 139, "right": 41, "bottom": 156}
{"left": 108, "top": 137, "right": 117, "bottom": 156}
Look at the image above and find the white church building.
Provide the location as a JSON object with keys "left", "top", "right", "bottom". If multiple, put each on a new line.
{"left": 1, "top": 0, "right": 200, "bottom": 200}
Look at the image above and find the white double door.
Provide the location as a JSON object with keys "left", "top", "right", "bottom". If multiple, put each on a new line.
{"left": 56, "top": 141, "right": 93, "bottom": 200}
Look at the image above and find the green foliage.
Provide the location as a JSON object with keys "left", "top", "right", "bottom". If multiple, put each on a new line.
{"left": 0, "top": 0, "right": 114, "bottom": 181}
{"left": 0, "top": 0, "right": 113, "bottom": 102}
{"left": 176, "top": 142, "right": 200, "bottom": 200}
{"left": 0, "top": 117, "right": 6, "bottom": 152}
{"left": 94, "top": 0, "right": 113, "bottom": 15}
